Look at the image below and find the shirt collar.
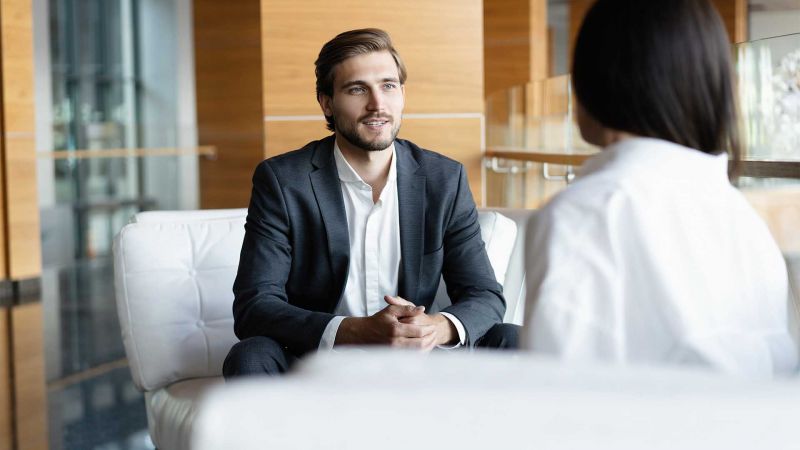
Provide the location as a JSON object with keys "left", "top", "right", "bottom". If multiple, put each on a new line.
{"left": 579, "top": 137, "right": 730, "bottom": 184}
{"left": 333, "top": 140, "right": 397, "bottom": 186}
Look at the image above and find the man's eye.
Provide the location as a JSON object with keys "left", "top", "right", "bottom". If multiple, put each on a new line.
{"left": 348, "top": 87, "right": 366, "bottom": 94}
{"left": 383, "top": 83, "right": 397, "bottom": 90}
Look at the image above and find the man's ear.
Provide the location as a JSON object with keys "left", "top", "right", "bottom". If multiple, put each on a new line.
{"left": 318, "top": 93, "right": 333, "bottom": 117}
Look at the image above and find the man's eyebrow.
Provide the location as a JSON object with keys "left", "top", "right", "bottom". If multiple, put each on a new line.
{"left": 340, "top": 80, "right": 367, "bottom": 89}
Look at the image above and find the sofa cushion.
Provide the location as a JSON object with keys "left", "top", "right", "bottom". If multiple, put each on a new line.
{"left": 113, "top": 216, "right": 243, "bottom": 391}
{"left": 145, "top": 377, "right": 223, "bottom": 450}
{"left": 477, "top": 210, "right": 517, "bottom": 285}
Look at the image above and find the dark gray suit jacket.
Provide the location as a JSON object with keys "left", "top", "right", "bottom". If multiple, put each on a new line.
{"left": 232, "top": 135, "right": 505, "bottom": 356}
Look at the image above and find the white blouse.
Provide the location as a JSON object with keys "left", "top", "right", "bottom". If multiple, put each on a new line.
{"left": 522, "top": 137, "right": 797, "bottom": 377}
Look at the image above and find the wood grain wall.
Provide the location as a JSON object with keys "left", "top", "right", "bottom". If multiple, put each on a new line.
{"left": 1, "top": 0, "right": 40, "bottom": 280}
{"left": 711, "top": 0, "right": 748, "bottom": 43}
{"left": 0, "top": 0, "right": 47, "bottom": 448}
{"left": 194, "top": 0, "right": 265, "bottom": 208}
{"left": 259, "top": 0, "right": 485, "bottom": 203}
{"left": 195, "top": 1, "right": 485, "bottom": 206}
{"left": 484, "top": 0, "right": 548, "bottom": 98}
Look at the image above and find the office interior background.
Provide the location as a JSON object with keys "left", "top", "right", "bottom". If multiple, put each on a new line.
{"left": 0, "top": 0, "right": 793, "bottom": 448}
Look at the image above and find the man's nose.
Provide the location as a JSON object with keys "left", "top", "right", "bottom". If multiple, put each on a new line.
{"left": 366, "top": 90, "right": 385, "bottom": 111}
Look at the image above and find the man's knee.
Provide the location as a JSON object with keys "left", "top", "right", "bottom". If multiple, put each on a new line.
{"left": 475, "top": 323, "right": 520, "bottom": 349}
{"left": 223, "top": 336, "right": 292, "bottom": 379}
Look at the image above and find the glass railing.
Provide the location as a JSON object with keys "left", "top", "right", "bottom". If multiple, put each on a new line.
{"left": 484, "top": 75, "right": 595, "bottom": 209}
{"left": 484, "top": 32, "right": 800, "bottom": 254}
{"left": 734, "top": 33, "right": 800, "bottom": 255}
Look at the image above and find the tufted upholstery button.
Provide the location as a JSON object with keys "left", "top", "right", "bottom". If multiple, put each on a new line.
{"left": 196, "top": 320, "right": 205, "bottom": 327}
{"left": 189, "top": 269, "right": 197, "bottom": 277}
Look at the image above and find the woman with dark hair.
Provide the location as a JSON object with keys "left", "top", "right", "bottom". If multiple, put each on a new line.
{"left": 521, "top": 0, "right": 797, "bottom": 376}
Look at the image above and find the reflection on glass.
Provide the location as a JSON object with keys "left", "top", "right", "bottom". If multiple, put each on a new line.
{"left": 485, "top": 33, "right": 800, "bottom": 212}
{"left": 736, "top": 33, "right": 800, "bottom": 161}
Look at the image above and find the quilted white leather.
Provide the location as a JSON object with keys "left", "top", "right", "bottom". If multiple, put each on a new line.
{"left": 476, "top": 210, "right": 517, "bottom": 285}
{"left": 145, "top": 377, "right": 223, "bottom": 450}
{"left": 113, "top": 215, "right": 244, "bottom": 392}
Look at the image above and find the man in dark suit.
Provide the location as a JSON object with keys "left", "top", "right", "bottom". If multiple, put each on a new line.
{"left": 224, "top": 28, "right": 518, "bottom": 377}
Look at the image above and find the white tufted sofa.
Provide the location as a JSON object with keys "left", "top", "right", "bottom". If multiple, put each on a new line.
{"left": 112, "top": 207, "right": 532, "bottom": 450}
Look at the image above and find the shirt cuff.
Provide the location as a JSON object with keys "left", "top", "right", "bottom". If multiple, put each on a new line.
{"left": 438, "top": 312, "right": 466, "bottom": 349}
{"left": 318, "top": 316, "right": 346, "bottom": 350}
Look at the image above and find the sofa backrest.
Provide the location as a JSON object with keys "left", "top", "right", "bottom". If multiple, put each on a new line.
{"left": 113, "top": 208, "right": 532, "bottom": 391}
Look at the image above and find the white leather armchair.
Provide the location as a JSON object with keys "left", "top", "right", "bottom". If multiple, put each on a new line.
{"left": 113, "top": 207, "right": 530, "bottom": 450}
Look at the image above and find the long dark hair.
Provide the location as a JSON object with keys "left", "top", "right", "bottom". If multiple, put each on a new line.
{"left": 572, "top": 0, "right": 740, "bottom": 172}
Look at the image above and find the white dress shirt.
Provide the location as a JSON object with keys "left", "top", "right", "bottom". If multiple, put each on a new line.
{"left": 522, "top": 137, "right": 797, "bottom": 377}
{"left": 319, "top": 142, "right": 465, "bottom": 349}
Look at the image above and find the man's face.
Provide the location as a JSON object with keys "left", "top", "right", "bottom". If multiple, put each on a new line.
{"left": 319, "top": 50, "right": 405, "bottom": 152}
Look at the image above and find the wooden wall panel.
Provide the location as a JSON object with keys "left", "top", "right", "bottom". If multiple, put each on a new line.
{"left": 0, "top": 55, "right": 6, "bottom": 281}
{"left": 711, "top": 0, "right": 748, "bottom": 43}
{"left": 198, "top": 2, "right": 484, "bottom": 206}
{"left": 10, "top": 303, "right": 45, "bottom": 450}
{"left": 1, "top": 0, "right": 40, "bottom": 280}
{"left": 0, "top": 2, "right": 48, "bottom": 450}
{"left": 194, "top": 0, "right": 265, "bottom": 208}
{"left": 264, "top": 121, "right": 329, "bottom": 158}
{"left": 568, "top": 0, "right": 594, "bottom": 55}
{"left": 260, "top": 0, "right": 483, "bottom": 115}
{"left": 257, "top": 0, "right": 485, "bottom": 204}
{"left": 0, "top": 311, "right": 12, "bottom": 450}
{"left": 484, "top": 0, "right": 548, "bottom": 98}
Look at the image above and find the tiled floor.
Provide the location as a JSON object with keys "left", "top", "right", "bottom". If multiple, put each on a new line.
{"left": 44, "top": 257, "right": 155, "bottom": 450}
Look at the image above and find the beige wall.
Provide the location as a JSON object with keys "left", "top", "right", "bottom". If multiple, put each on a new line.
{"left": 484, "top": 0, "right": 548, "bottom": 98}
{"left": 1, "top": 0, "right": 41, "bottom": 280}
{"left": 0, "top": 0, "right": 47, "bottom": 448}
{"left": 194, "top": 0, "right": 265, "bottom": 209}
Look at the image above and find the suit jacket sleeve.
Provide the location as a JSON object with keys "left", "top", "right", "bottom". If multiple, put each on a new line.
{"left": 440, "top": 165, "right": 506, "bottom": 345}
{"left": 232, "top": 161, "right": 335, "bottom": 356}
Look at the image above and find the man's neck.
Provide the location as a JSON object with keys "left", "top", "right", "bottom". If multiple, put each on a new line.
{"left": 335, "top": 135, "right": 393, "bottom": 192}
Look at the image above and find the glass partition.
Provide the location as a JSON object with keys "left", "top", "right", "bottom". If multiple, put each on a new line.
{"left": 484, "top": 33, "right": 800, "bottom": 257}
{"left": 484, "top": 74, "right": 595, "bottom": 209}
{"left": 485, "top": 33, "right": 800, "bottom": 227}
{"left": 734, "top": 33, "right": 800, "bottom": 255}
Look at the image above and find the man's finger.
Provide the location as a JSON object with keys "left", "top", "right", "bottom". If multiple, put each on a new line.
{"left": 391, "top": 334, "right": 436, "bottom": 348}
{"left": 384, "top": 295, "right": 416, "bottom": 307}
{"left": 420, "top": 331, "right": 438, "bottom": 352}
{"left": 385, "top": 304, "right": 425, "bottom": 319}
{"left": 392, "top": 323, "right": 436, "bottom": 339}
{"left": 399, "top": 315, "right": 428, "bottom": 325}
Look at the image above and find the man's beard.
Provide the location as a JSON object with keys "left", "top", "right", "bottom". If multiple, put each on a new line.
{"left": 335, "top": 116, "right": 401, "bottom": 152}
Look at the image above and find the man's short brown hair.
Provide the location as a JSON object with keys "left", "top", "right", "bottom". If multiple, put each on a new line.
{"left": 315, "top": 28, "right": 407, "bottom": 131}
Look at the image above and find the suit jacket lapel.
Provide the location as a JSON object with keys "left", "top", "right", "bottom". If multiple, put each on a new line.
{"left": 309, "top": 136, "right": 350, "bottom": 310}
{"left": 396, "top": 141, "right": 426, "bottom": 304}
